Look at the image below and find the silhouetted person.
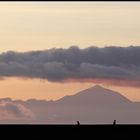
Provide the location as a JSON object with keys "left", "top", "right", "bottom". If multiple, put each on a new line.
{"left": 113, "top": 120, "right": 116, "bottom": 125}
{"left": 77, "top": 121, "right": 80, "bottom": 125}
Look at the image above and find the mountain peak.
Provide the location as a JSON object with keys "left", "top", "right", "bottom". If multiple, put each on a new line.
{"left": 88, "top": 84, "right": 108, "bottom": 92}
{"left": 93, "top": 84, "right": 104, "bottom": 89}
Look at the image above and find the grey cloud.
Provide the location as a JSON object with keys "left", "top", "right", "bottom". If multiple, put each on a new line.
{"left": 78, "top": 63, "right": 136, "bottom": 79}
{"left": 0, "top": 101, "right": 34, "bottom": 120}
{"left": 0, "top": 46, "right": 140, "bottom": 86}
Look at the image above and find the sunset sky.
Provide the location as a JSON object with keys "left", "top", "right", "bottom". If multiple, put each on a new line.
{"left": 0, "top": 2, "right": 140, "bottom": 101}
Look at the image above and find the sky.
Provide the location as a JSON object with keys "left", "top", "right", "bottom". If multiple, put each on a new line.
{"left": 0, "top": 2, "right": 140, "bottom": 101}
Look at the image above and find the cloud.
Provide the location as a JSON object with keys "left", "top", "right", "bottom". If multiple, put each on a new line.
{"left": 0, "top": 100, "right": 34, "bottom": 120}
{"left": 0, "top": 46, "right": 140, "bottom": 87}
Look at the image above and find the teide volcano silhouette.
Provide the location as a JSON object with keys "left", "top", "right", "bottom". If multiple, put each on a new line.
{"left": 23, "top": 85, "right": 139, "bottom": 124}
{"left": 0, "top": 85, "right": 140, "bottom": 124}
{"left": 46, "top": 85, "right": 136, "bottom": 124}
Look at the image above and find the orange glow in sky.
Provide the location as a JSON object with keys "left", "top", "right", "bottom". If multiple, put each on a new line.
{"left": 0, "top": 2, "right": 140, "bottom": 101}
{"left": 0, "top": 77, "right": 139, "bottom": 102}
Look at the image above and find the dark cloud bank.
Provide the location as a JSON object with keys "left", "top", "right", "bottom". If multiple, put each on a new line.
{"left": 0, "top": 46, "right": 140, "bottom": 87}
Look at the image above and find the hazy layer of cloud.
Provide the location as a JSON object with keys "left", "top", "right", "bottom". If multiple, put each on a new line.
{"left": 0, "top": 100, "right": 34, "bottom": 120}
{"left": 0, "top": 46, "right": 140, "bottom": 86}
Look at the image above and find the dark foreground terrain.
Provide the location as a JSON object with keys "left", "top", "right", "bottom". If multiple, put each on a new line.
{"left": 0, "top": 124, "right": 140, "bottom": 139}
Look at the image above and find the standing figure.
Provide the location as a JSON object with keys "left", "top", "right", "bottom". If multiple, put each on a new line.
{"left": 113, "top": 120, "right": 116, "bottom": 125}
{"left": 77, "top": 121, "right": 80, "bottom": 125}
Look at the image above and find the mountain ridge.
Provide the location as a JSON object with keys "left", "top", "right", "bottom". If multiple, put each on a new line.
{"left": 0, "top": 85, "right": 132, "bottom": 103}
{"left": 0, "top": 85, "right": 139, "bottom": 124}
{"left": 55, "top": 85, "right": 132, "bottom": 106}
